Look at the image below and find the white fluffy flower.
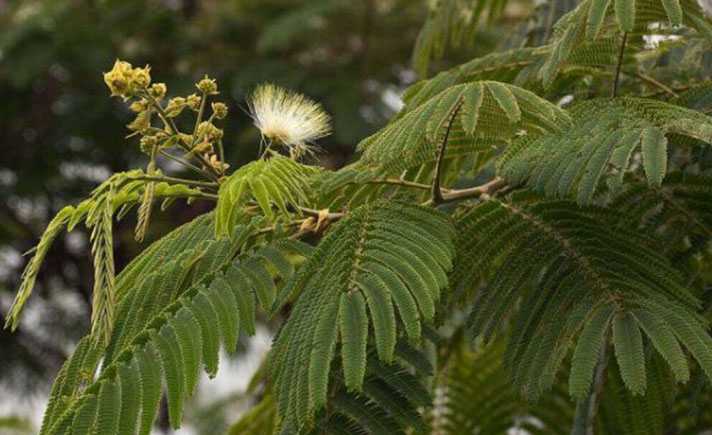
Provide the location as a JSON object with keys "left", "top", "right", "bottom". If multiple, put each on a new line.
{"left": 247, "top": 83, "right": 331, "bottom": 155}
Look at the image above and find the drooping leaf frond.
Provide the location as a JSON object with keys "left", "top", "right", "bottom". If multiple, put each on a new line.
{"left": 269, "top": 201, "right": 454, "bottom": 430}
{"left": 433, "top": 338, "right": 575, "bottom": 434}
{"left": 215, "top": 155, "right": 320, "bottom": 238}
{"left": 38, "top": 212, "right": 219, "bottom": 433}
{"left": 39, "top": 237, "right": 310, "bottom": 435}
{"left": 4, "top": 170, "right": 206, "bottom": 340}
{"left": 453, "top": 191, "right": 712, "bottom": 401}
{"left": 499, "top": 97, "right": 712, "bottom": 203}
{"left": 232, "top": 344, "right": 432, "bottom": 434}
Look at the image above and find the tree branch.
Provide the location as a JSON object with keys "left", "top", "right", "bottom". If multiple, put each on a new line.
{"left": 359, "top": 178, "right": 435, "bottom": 191}
{"left": 298, "top": 206, "right": 344, "bottom": 221}
{"left": 423, "top": 177, "right": 506, "bottom": 206}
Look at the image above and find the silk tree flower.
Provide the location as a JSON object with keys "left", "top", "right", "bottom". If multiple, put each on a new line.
{"left": 247, "top": 83, "right": 331, "bottom": 157}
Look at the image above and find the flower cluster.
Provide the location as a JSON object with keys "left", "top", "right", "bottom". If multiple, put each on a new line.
{"left": 104, "top": 60, "right": 333, "bottom": 174}
{"left": 103, "top": 59, "right": 230, "bottom": 177}
{"left": 103, "top": 60, "right": 152, "bottom": 99}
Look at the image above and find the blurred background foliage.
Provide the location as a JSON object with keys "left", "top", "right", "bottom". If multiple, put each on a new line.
{"left": 0, "top": 0, "right": 536, "bottom": 432}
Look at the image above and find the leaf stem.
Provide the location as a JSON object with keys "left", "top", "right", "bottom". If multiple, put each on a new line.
{"left": 613, "top": 32, "right": 628, "bottom": 97}
{"left": 159, "top": 149, "right": 213, "bottom": 179}
{"left": 190, "top": 92, "right": 208, "bottom": 148}
{"left": 134, "top": 174, "right": 219, "bottom": 190}
{"left": 142, "top": 91, "right": 220, "bottom": 180}
{"left": 431, "top": 99, "right": 463, "bottom": 203}
{"left": 359, "top": 178, "right": 435, "bottom": 191}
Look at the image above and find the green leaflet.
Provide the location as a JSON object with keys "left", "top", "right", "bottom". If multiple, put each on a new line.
{"left": 640, "top": 126, "right": 668, "bottom": 187}
{"left": 570, "top": 306, "right": 614, "bottom": 401}
{"left": 615, "top": 0, "right": 635, "bottom": 32}
{"left": 586, "top": 0, "right": 613, "bottom": 39}
{"left": 215, "top": 155, "right": 319, "bottom": 238}
{"left": 357, "top": 274, "right": 397, "bottom": 363}
{"left": 612, "top": 312, "right": 646, "bottom": 395}
{"left": 486, "top": 82, "right": 521, "bottom": 122}
{"left": 631, "top": 309, "right": 689, "bottom": 382}
{"left": 340, "top": 291, "right": 368, "bottom": 391}
{"left": 5, "top": 170, "right": 206, "bottom": 340}
{"left": 661, "top": 0, "right": 683, "bottom": 25}
{"left": 307, "top": 294, "right": 340, "bottom": 410}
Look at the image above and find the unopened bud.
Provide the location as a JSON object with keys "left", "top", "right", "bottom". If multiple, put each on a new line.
{"left": 149, "top": 83, "right": 167, "bottom": 100}
{"left": 186, "top": 93, "right": 201, "bottom": 110}
{"left": 140, "top": 135, "right": 158, "bottom": 153}
{"left": 129, "top": 99, "right": 149, "bottom": 113}
{"left": 196, "top": 75, "right": 218, "bottom": 95}
{"left": 165, "top": 97, "right": 186, "bottom": 117}
{"left": 211, "top": 102, "right": 228, "bottom": 119}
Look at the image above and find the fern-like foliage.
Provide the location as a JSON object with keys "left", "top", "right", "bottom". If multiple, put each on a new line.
{"left": 356, "top": 81, "right": 570, "bottom": 175}
{"left": 215, "top": 155, "right": 320, "bottom": 238}
{"left": 268, "top": 201, "right": 454, "bottom": 430}
{"left": 538, "top": 0, "right": 712, "bottom": 85}
{"left": 433, "top": 338, "right": 575, "bottom": 434}
{"left": 4, "top": 170, "right": 205, "bottom": 340}
{"left": 39, "top": 232, "right": 311, "bottom": 435}
{"left": 454, "top": 191, "right": 712, "bottom": 401}
{"left": 233, "top": 342, "right": 433, "bottom": 434}
{"left": 38, "top": 212, "right": 218, "bottom": 433}
{"left": 403, "top": 47, "right": 550, "bottom": 109}
{"left": 412, "top": 0, "right": 511, "bottom": 78}
{"left": 610, "top": 172, "right": 712, "bottom": 247}
{"left": 500, "top": 97, "right": 712, "bottom": 202}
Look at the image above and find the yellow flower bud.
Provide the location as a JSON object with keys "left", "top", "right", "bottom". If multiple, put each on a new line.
{"left": 103, "top": 59, "right": 134, "bottom": 98}
{"left": 140, "top": 135, "right": 158, "bottom": 153}
{"left": 129, "top": 99, "right": 149, "bottom": 113}
{"left": 165, "top": 97, "right": 186, "bottom": 117}
{"left": 211, "top": 102, "right": 228, "bottom": 119}
{"left": 129, "top": 66, "right": 151, "bottom": 93}
{"left": 194, "top": 141, "right": 214, "bottom": 154}
{"left": 149, "top": 83, "right": 167, "bottom": 100}
{"left": 196, "top": 75, "right": 218, "bottom": 95}
{"left": 197, "top": 121, "right": 223, "bottom": 141}
{"left": 127, "top": 110, "right": 151, "bottom": 132}
{"left": 209, "top": 154, "right": 230, "bottom": 172}
{"left": 186, "top": 93, "right": 201, "bottom": 110}
{"left": 179, "top": 133, "right": 193, "bottom": 144}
